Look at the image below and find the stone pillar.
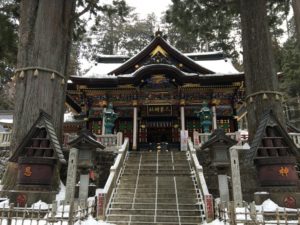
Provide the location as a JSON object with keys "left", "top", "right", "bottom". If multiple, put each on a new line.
{"left": 212, "top": 105, "right": 217, "bottom": 130}
{"left": 132, "top": 100, "right": 138, "bottom": 150}
{"left": 65, "top": 148, "right": 78, "bottom": 204}
{"left": 79, "top": 173, "right": 89, "bottom": 206}
{"left": 102, "top": 108, "right": 106, "bottom": 135}
{"left": 218, "top": 174, "right": 230, "bottom": 203}
{"left": 230, "top": 146, "right": 243, "bottom": 206}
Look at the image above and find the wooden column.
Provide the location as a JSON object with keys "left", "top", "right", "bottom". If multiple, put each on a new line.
{"left": 132, "top": 100, "right": 138, "bottom": 150}
{"left": 180, "top": 99, "right": 185, "bottom": 131}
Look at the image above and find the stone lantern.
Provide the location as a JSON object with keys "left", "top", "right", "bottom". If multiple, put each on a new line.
{"left": 68, "top": 129, "right": 105, "bottom": 202}
{"left": 201, "top": 129, "right": 237, "bottom": 168}
{"left": 195, "top": 102, "right": 212, "bottom": 133}
{"left": 200, "top": 129, "right": 237, "bottom": 203}
{"left": 68, "top": 129, "right": 104, "bottom": 168}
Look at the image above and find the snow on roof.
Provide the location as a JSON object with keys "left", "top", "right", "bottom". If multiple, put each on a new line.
{"left": 184, "top": 51, "right": 223, "bottom": 56}
{"left": 98, "top": 54, "right": 129, "bottom": 58}
{"left": 0, "top": 114, "right": 13, "bottom": 124}
{"left": 83, "top": 63, "right": 121, "bottom": 78}
{"left": 195, "top": 58, "right": 239, "bottom": 74}
{"left": 0, "top": 113, "right": 79, "bottom": 124}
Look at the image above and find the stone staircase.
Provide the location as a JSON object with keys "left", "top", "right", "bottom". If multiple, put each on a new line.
{"left": 106, "top": 151, "right": 206, "bottom": 225}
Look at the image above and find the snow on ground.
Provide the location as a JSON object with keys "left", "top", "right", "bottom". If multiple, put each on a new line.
{"left": 56, "top": 180, "right": 66, "bottom": 202}
{"left": 74, "top": 216, "right": 115, "bottom": 225}
{"left": 31, "top": 200, "right": 49, "bottom": 210}
{"left": 256, "top": 198, "right": 298, "bottom": 212}
{"left": 0, "top": 218, "right": 116, "bottom": 225}
{"left": 204, "top": 219, "right": 229, "bottom": 225}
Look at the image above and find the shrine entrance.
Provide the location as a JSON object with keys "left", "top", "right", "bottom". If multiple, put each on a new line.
{"left": 147, "top": 127, "right": 173, "bottom": 143}
{"left": 138, "top": 116, "right": 180, "bottom": 151}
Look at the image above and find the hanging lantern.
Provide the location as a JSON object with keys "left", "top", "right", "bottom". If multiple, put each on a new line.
{"left": 51, "top": 73, "right": 55, "bottom": 80}
{"left": 61, "top": 79, "right": 65, "bottom": 85}
{"left": 275, "top": 94, "right": 280, "bottom": 101}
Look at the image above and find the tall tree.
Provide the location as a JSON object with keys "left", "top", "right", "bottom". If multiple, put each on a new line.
{"left": 292, "top": 0, "right": 300, "bottom": 43}
{"left": 165, "top": 0, "right": 290, "bottom": 62}
{"left": 2, "top": 0, "right": 76, "bottom": 190}
{"left": 1, "top": 0, "right": 130, "bottom": 189}
{"left": 240, "top": 0, "right": 285, "bottom": 139}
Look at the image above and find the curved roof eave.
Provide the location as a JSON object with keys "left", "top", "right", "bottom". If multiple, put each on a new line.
{"left": 108, "top": 36, "right": 214, "bottom": 75}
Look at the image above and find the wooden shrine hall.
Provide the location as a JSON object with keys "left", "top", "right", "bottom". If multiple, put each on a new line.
{"left": 66, "top": 31, "right": 245, "bottom": 150}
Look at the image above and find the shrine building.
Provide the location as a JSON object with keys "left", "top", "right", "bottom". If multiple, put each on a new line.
{"left": 66, "top": 31, "right": 245, "bottom": 150}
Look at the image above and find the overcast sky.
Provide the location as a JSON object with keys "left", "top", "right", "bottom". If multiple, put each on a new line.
{"left": 125, "top": 0, "right": 172, "bottom": 20}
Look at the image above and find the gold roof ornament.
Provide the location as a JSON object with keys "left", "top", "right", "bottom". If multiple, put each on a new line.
{"left": 150, "top": 45, "right": 168, "bottom": 57}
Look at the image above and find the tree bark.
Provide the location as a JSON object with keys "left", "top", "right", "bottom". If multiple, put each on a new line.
{"left": 292, "top": 0, "right": 300, "bottom": 44}
{"left": 2, "top": 0, "right": 76, "bottom": 190}
{"left": 240, "top": 0, "right": 285, "bottom": 141}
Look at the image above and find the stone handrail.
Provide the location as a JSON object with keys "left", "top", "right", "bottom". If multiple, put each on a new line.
{"left": 187, "top": 138, "right": 214, "bottom": 221}
{"left": 188, "top": 138, "right": 209, "bottom": 196}
{"left": 96, "top": 138, "right": 129, "bottom": 219}
{"left": 63, "top": 132, "right": 123, "bottom": 149}
{"left": 195, "top": 131, "right": 300, "bottom": 148}
{"left": 193, "top": 131, "right": 249, "bottom": 148}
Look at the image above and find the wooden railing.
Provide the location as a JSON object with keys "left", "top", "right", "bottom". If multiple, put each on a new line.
{"left": 218, "top": 201, "right": 300, "bottom": 225}
{"left": 0, "top": 132, "right": 11, "bottom": 148}
{"left": 289, "top": 133, "right": 300, "bottom": 148}
{"left": 95, "top": 138, "right": 129, "bottom": 219}
{"left": 0, "top": 199, "right": 95, "bottom": 225}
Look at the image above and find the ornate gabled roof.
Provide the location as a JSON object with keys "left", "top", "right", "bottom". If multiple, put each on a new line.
{"left": 10, "top": 110, "right": 66, "bottom": 164}
{"left": 201, "top": 128, "right": 237, "bottom": 150}
{"left": 68, "top": 128, "right": 105, "bottom": 149}
{"left": 108, "top": 34, "right": 214, "bottom": 75}
{"left": 246, "top": 110, "right": 300, "bottom": 163}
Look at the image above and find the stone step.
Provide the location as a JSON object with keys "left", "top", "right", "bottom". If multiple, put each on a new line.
{"left": 105, "top": 151, "right": 204, "bottom": 225}
{"left": 124, "top": 165, "right": 191, "bottom": 169}
{"left": 106, "top": 215, "right": 202, "bottom": 223}
{"left": 117, "top": 184, "right": 196, "bottom": 190}
{"left": 108, "top": 209, "right": 202, "bottom": 217}
{"left": 110, "top": 203, "right": 201, "bottom": 210}
{"left": 119, "top": 177, "right": 195, "bottom": 184}
{"left": 122, "top": 172, "right": 192, "bottom": 176}
{"left": 118, "top": 180, "right": 195, "bottom": 189}
{"left": 125, "top": 161, "right": 189, "bottom": 164}
{"left": 111, "top": 197, "right": 200, "bottom": 204}
{"left": 113, "top": 192, "right": 197, "bottom": 199}
{"left": 105, "top": 222, "right": 200, "bottom": 225}
{"left": 115, "top": 188, "right": 197, "bottom": 194}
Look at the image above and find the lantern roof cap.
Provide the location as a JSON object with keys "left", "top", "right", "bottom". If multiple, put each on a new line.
{"left": 68, "top": 128, "right": 105, "bottom": 149}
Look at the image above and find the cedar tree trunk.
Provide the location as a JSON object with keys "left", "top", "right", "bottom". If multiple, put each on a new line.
{"left": 2, "top": 0, "right": 76, "bottom": 190}
{"left": 292, "top": 0, "right": 300, "bottom": 44}
{"left": 240, "top": 0, "right": 285, "bottom": 141}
